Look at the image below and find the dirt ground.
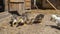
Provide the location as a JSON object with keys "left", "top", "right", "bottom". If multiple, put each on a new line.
{"left": 0, "top": 13, "right": 60, "bottom": 34}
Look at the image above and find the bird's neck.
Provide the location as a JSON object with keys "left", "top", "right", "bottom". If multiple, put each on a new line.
{"left": 55, "top": 17, "right": 58, "bottom": 20}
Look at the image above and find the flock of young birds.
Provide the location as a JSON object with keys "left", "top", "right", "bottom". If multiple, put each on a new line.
{"left": 10, "top": 12, "right": 60, "bottom": 27}
{"left": 10, "top": 13, "right": 44, "bottom": 27}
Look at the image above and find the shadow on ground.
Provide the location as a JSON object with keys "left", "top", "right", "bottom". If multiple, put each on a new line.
{"left": 46, "top": 25, "right": 60, "bottom": 30}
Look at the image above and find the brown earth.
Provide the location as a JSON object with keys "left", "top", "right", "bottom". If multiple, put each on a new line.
{"left": 0, "top": 10, "right": 60, "bottom": 34}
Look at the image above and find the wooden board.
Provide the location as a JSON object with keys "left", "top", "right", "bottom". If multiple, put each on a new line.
{"left": 25, "top": 0, "right": 31, "bottom": 9}
{"left": 25, "top": 2, "right": 31, "bottom": 7}
{"left": 9, "top": 3, "right": 25, "bottom": 15}
{"left": 10, "top": 0, "right": 24, "bottom": 2}
{"left": 25, "top": 0, "right": 31, "bottom": 2}
{"left": 9, "top": 3, "right": 19, "bottom": 11}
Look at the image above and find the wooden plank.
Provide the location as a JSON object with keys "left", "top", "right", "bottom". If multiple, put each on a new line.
{"left": 5, "top": 0, "right": 8, "bottom": 11}
{"left": 10, "top": 0, "right": 24, "bottom": 2}
{"left": 17, "top": 3, "right": 25, "bottom": 14}
{"left": 25, "top": 0, "right": 31, "bottom": 9}
{"left": 18, "top": 3, "right": 24, "bottom": 11}
{"left": 25, "top": 0, "right": 31, "bottom": 2}
{"left": 9, "top": 3, "right": 19, "bottom": 11}
{"left": 9, "top": 3, "right": 25, "bottom": 14}
{"left": 25, "top": 2, "right": 31, "bottom": 7}
{"left": 9, "top": 3, "right": 24, "bottom": 11}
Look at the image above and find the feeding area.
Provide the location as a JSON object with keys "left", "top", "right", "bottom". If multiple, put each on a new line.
{"left": 0, "top": 0, "right": 60, "bottom": 34}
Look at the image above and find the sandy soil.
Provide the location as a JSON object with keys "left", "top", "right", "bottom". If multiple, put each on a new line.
{"left": 0, "top": 14, "right": 60, "bottom": 34}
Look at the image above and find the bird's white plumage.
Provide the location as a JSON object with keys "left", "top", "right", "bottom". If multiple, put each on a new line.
{"left": 51, "top": 14, "right": 60, "bottom": 26}
{"left": 13, "top": 19, "right": 17, "bottom": 24}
